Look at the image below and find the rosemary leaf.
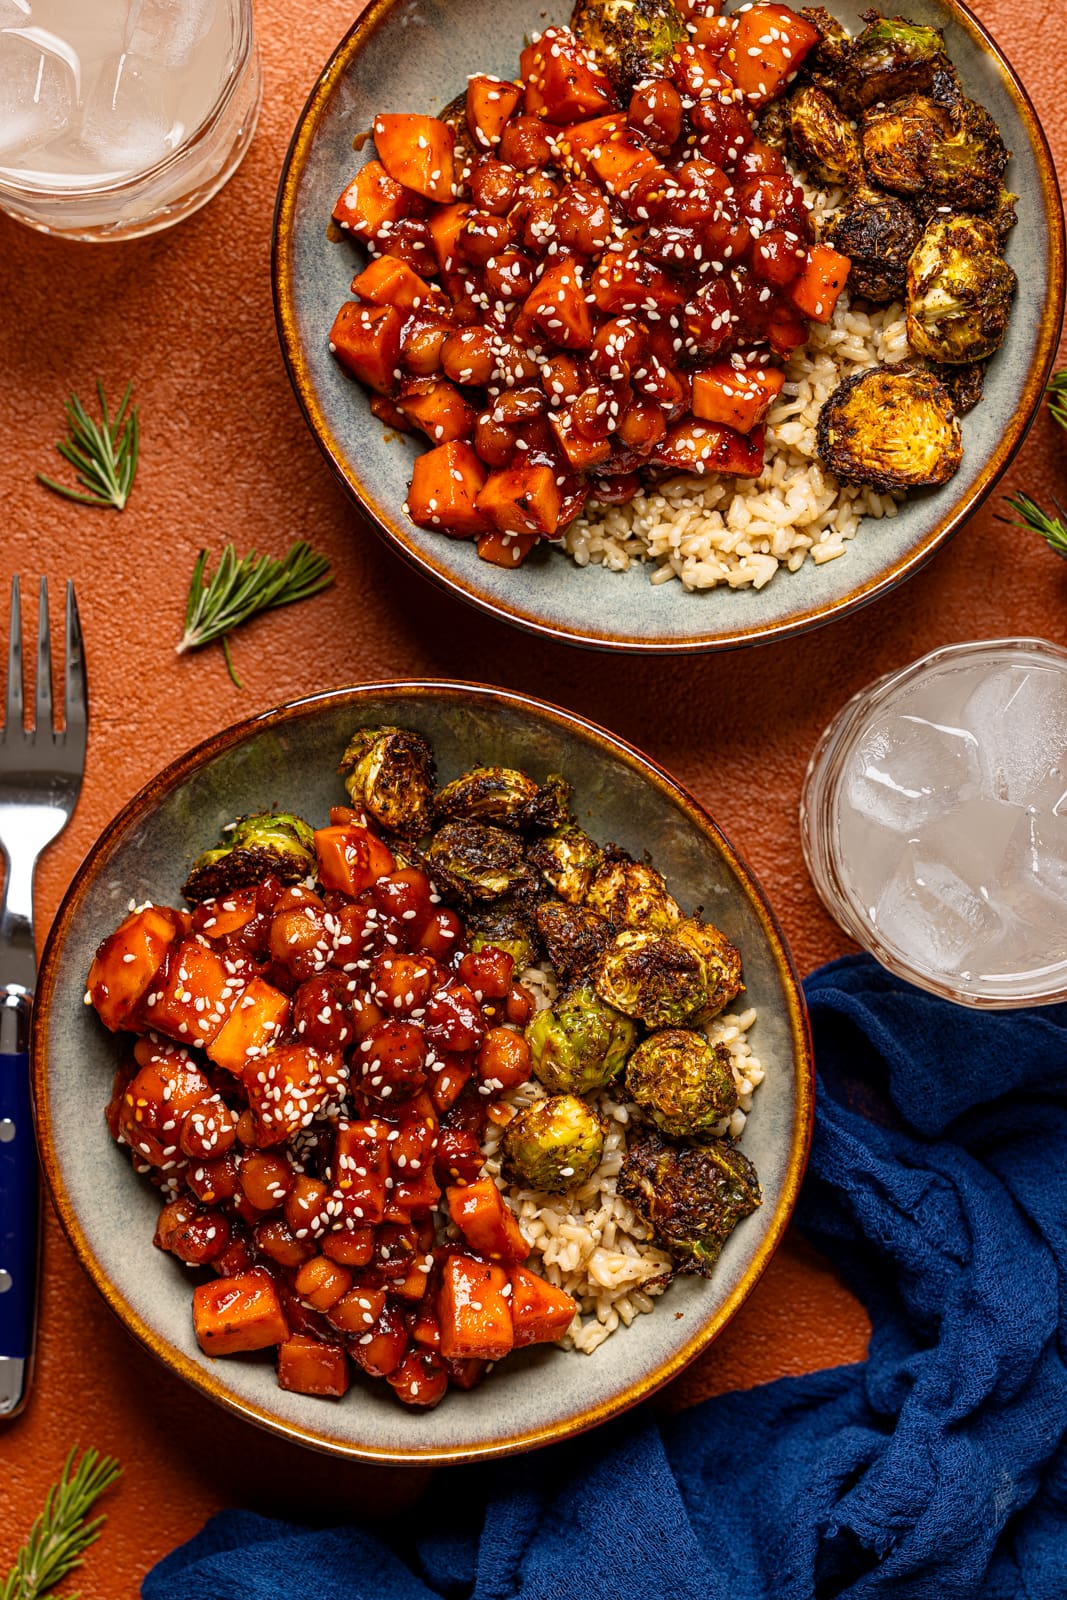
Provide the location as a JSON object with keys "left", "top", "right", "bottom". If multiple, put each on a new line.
{"left": 1000, "top": 492, "right": 1067, "bottom": 556}
{"left": 1, "top": 1448, "right": 121, "bottom": 1600}
{"left": 176, "top": 541, "right": 334, "bottom": 685}
{"left": 1047, "top": 369, "right": 1067, "bottom": 434}
{"left": 36, "top": 381, "right": 139, "bottom": 511}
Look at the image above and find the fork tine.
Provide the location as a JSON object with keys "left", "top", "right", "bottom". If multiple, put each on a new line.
{"left": 64, "top": 580, "right": 88, "bottom": 739}
{"left": 35, "top": 577, "right": 53, "bottom": 736}
{"left": 5, "top": 575, "right": 23, "bottom": 737}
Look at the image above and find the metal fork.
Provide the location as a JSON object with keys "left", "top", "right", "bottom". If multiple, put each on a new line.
{"left": 0, "top": 577, "right": 87, "bottom": 1419}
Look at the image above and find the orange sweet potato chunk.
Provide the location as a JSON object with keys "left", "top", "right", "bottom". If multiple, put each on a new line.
{"left": 194, "top": 1269, "right": 289, "bottom": 1356}
{"left": 206, "top": 977, "right": 290, "bottom": 1076}
{"left": 476, "top": 463, "right": 562, "bottom": 538}
{"left": 437, "top": 1253, "right": 514, "bottom": 1362}
{"left": 509, "top": 1263, "right": 578, "bottom": 1346}
{"left": 407, "top": 441, "right": 489, "bottom": 537}
{"left": 373, "top": 113, "right": 455, "bottom": 202}
{"left": 329, "top": 301, "right": 403, "bottom": 395}
{"left": 277, "top": 1335, "right": 350, "bottom": 1397}
{"left": 87, "top": 905, "right": 185, "bottom": 1033}
{"left": 447, "top": 1178, "right": 529, "bottom": 1262}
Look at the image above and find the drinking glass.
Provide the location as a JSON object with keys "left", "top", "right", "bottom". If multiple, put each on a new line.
{"left": 0, "top": 0, "right": 260, "bottom": 240}
{"left": 800, "top": 638, "right": 1067, "bottom": 1008}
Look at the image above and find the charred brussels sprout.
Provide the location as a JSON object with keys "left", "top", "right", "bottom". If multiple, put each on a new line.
{"left": 619, "top": 1131, "right": 762, "bottom": 1276}
{"left": 535, "top": 899, "right": 616, "bottom": 986}
{"left": 583, "top": 848, "right": 681, "bottom": 931}
{"left": 593, "top": 929, "right": 707, "bottom": 1029}
{"left": 182, "top": 813, "right": 316, "bottom": 903}
{"left": 674, "top": 918, "right": 745, "bottom": 1021}
{"left": 501, "top": 1094, "right": 605, "bottom": 1191}
{"left": 422, "top": 821, "right": 535, "bottom": 903}
{"left": 466, "top": 899, "right": 537, "bottom": 970}
{"left": 527, "top": 984, "right": 637, "bottom": 1096}
{"left": 625, "top": 1030, "right": 738, "bottom": 1140}
{"left": 787, "top": 85, "right": 863, "bottom": 186}
{"left": 528, "top": 824, "right": 603, "bottom": 904}
{"left": 817, "top": 365, "right": 962, "bottom": 492}
{"left": 863, "top": 95, "right": 1008, "bottom": 211}
{"left": 338, "top": 727, "right": 435, "bottom": 837}
{"left": 435, "top": 766, "right": 541, "bottom": 827}
{"left": 824, "top": 187, "right": 921, "bottom": 304}
{"left": 906, "top": 214, "right": 1016, "bottom": 365}
{"left": 924, "top": 98, "right": 1008, "bottom": 212}
{"left": 571, "top": 0, "right": 687, "bottom": 94}
{"left": 861, "top": 94, "right": 953, "bottom": 196}
{"left": 847, "top": 14, "right": 949, "bottom": 109}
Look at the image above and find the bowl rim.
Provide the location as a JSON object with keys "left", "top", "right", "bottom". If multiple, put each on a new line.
{"left": 32, "top": 679, "right": 814, "bottom": 1465}
{"left": 271, "top": 0, "right": 1066, "bottom": 655}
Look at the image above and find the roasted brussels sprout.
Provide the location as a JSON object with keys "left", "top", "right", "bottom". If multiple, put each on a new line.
{"left": 931, "top": 360, "right": 985, "bottom": 416}
{"left": 583, "top": 848, "right": 681, "bottom": 931}
{"left": 571, "top": 0, "right": 687, "bottom": 94}
{"left": 673, "top": 918, "right": 745, "bottom": 1021}
{"left": 625, "top": 1030, "right": 738, "bottom": 1140}
{"left": 618, "top": 1131, "right": 762, "bottom": 1276}
{"left": 435, "top": 766, "right": 541, "bottom": 828}
{"left": 527, "top": 824, "right": 603, "bottom": 904}
{"left": 593, "top": 929, "right": 707, "bottom": 1030}
{"left": 182, "top": 812, "right": 316, "bottom": 903}
{"left": 787, "top": 84, "right": 863, "bottom": 186}
{"left": 466, "top": 899, "right": 538, "bottom": 970}
{"left": 338, "top": 726, "right": 435, "bottom": 837}
{"left": 501, "top": 1093, "right": 605, "bottom": 1191}
{"left": 906, "top": 214, "right": 1016, "bottom": 365}
{"left": 535, "top": 899, "right": 616, "bottom": 986}
{"left": 823, "top": 186, "right": 921, "bottom": 303}
{"left": 527, "top": 984, "right": 637, "bottom": 1096}
{"left": 817, "top": 364, "right": 962, "bottom": 491}
{"left": 987, "top": 186, "right": 1019, "bottom": 249}
{"left": 421, "top": 821, "right": 535, "bottom": 903}
{"left": 861, "top": 94, "right": 954, "bottom": 196}
{"left": 846, "top": 14, "right": 949, "bottom": 109}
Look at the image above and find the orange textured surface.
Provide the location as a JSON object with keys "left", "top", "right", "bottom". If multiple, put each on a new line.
{"left": 1, "top": 0, "right": 1065, "bottom": 1592}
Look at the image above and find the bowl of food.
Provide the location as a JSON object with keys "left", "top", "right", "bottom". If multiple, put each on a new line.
{"left": 272, "top": 0, "right": 1063, "bottom": 652}
{"left": 33, "top": 682, "right": 812, "bottom": 1463}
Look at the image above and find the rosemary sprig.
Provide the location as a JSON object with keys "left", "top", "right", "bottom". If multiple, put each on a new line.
{"left": 177, "top": 540, "right": 334, "bottom": 688}
{"left": 1, "top": 1447, "right": 121, "bottom": 1600}
{"left": 36, "top": 381, "right": 139, "bottom": 511}
{"left": 1001, "top": 492, "right": 1067, "bottom": 556}
{"left": 1047, "top": 368, "right": 1067, "bottom": 434}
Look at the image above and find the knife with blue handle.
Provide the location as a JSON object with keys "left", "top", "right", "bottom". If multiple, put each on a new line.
{"left": 0, "top": 991, "right": 36, "bottom": 1417}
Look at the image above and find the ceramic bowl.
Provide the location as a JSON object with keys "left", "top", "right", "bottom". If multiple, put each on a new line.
{"left": 272, "top": 0, "right": 1064, "bottom": 653}
{"left": 33, "top": 683, "right": 812, "bottom": 1464}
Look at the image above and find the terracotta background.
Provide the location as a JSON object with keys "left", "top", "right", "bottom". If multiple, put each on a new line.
{"left": 0, "top": 0, "right": 1065, "bottom": 1591}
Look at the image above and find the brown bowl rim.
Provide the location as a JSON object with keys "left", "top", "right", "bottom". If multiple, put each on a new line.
{"left": 33, "top": 680, "right": 814, "bottom": 1465}
{"left": 271, "top": 0, "right": 1066, "bottom": 655}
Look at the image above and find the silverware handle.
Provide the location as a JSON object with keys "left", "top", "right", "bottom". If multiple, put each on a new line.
{"left": 0, "top": 994, "right": 36, "bottom": 1418}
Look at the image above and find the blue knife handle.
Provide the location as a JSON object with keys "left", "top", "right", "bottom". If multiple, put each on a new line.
{"left": 0, "top": 1049, "right": 37, "bottom": 1413}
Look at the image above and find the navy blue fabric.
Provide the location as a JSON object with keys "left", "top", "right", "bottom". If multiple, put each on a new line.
{"left": 143, "top": 955, "right": 1067, "bottom": 1600}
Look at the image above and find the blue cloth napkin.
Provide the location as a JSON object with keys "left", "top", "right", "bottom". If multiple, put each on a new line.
{"left": 143, "top": 955, "right": 1067, "bottom": 1600}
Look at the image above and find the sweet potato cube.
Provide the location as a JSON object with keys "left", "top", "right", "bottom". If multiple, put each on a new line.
{"left": 590, "top": 251, "right": 686, "bottom": 316}
{"left": 548, "top": 408, "right": 613, "bottom": 472}
{"left": 315, "top": 824, "right": 395, "bottom": 898}
{"left": 522, "top": 256, "right": 594, "bottom": 349}
{"left": 559, "top": 114, "right": 627, "bottom": 178}
{"left": 466, "top": 75, "right": 524, "bottom": 149}
{"left": 192, "top": 887, "right": 259, "bottom": 939}
{"left": 397, "top": 378, "right": 477, "bottom": 444}
{"left": 520, "top": 28, "right": 615, "bottom": 123}
{"left": 243, "top": 1046, "right": 337, "bottom": 1146}
{"left": 789, "top": 244, "right": 851, "bottom": 324}
{"left": 427, "top": 203, "right": 472, "bottom": 273}
{"left": 332, "top": 160, "right": 412, "bottom": 241}
{"left": 331, "top": 1118, "right": 391, "bottom": 1225}
{"left": 723, "top": 3, "right": 819, "bottom": 104}
{"left": 588, "top": 131, "right": 665, "bottom": 200}
{"left": 277, "top": 1335, "right": 350, "bottom": 1397}
{"left": 691, "top": 363, "right": 785, "bottom": 434}
{"left": 671, "top": 43, "right": 733, "bottom": 100}
{"left": 476, "top": 529, "right": 539, "bottom": 567}
{"left": 87, "top": 905, "right": 184, "bottom": 1033}
{"left": 476, "top": 463, "right": 561, "bottom": 538}
{"left": 653, "top": 418, "right": 766, "bottom": 477}
{"left": 329, "top": 301, "right": 403, "bottom": 394}
{"left": 194, "top": 1269, "right": 288, "bottom": 1356}
{"left": 437, "top": 1253, "right": 514, "bottom": 1362}
{"left": 350, "top": 255, "right": 448, "bottom": 315}
{"left": 408, "top": 440, "right": 489, "bottom": 538}
{"left": 138, "top": 937, "right": 239, "bottom": 1047}
{"left": 447, "top": 1178, "right": 529, "bottom": 1263}
{"left": 384, "top": 1166, "right": 444, "bottom": 1224}
{"left": 207, "top": 977, "right": 290, "bottom": 1075}
{"left": 509, "top": 1263, "right": 578, "bottom": 1346}
{"left": 373, "top": 113, "right": 455, "bottom": 202}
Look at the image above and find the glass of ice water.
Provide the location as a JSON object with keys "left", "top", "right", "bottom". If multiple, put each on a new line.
{"left": 801, "top": 639, "right": 1067, "bottom": 1008}
{"left": 0, "top": 0, "right": 260, "bottom": 240}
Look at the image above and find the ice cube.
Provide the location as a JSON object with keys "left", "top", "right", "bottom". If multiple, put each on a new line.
{"left": 844, "top": 708, "right": 983, "bottom": 835}
{"left": 76, "top": 51, "right": 177, "bottom": 178}
{"left": 873, "top": 851, "right": 1001, "bottom": 978}
{"left": 125, "top": 0, "right": 215, "bottom": 68}
{"left": 917, "top": 796, "right": 1024, "bottom": 897}
{"left": 0, "top": 25, "right": 78, "bottom": 162}
{"left": 963, "top": 663, "right": 1067, "bottom": 807}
